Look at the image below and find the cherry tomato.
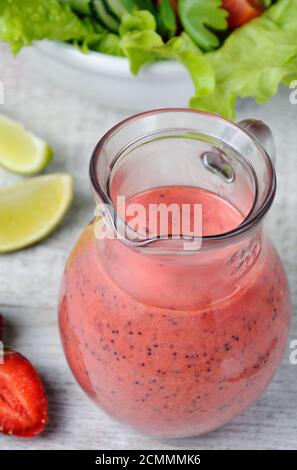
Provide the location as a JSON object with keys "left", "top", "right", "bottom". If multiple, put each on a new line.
{"left": 222, "top": 0, "right": 264, "bottom": 29}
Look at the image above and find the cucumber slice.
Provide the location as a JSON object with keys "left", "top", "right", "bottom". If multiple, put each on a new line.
{"left": 91, "top": 0, "right": 120, "bottom": 32}
{"left": 62, "top": 0, "right": 92, "bottom": 15}
{"left": 103, "top": 0, "right": 128, "bottom": 19}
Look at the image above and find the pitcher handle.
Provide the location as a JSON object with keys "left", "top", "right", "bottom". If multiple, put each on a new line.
{"left": 237, "top": 119, "right": 276, "bottom": 165}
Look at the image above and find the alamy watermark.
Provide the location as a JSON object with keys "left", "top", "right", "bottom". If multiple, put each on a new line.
{"left": 93, "top": 196, "right": 203, "bottom": 251}
{"left": 289, "top": 80, "right": 297, "bottom": 104}
{"left": 289, "top": 339, "right": 297, "bottom": 365}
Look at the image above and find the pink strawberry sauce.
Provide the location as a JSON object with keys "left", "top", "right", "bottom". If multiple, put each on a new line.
{"left": 59, "top": 186, "right": 290, "bottom": 437}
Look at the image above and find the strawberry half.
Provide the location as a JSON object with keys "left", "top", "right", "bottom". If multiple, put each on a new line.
{"left": 0, "top": 348, "right": 48, "bottom": 437}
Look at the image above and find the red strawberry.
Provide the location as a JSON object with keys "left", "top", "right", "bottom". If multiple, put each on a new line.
{"left": 0, "top": 348, "right": 48, "bottom": 437}
{"left": 0, "top": 314, "right": 3, "bottom": 339}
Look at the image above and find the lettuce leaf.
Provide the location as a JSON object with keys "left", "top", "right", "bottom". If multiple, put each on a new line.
{"left": 92, "top": 32, "right": 124, "bottom": 56}
{"left": 120, "top": 11, "right": 215, "bottom": 96}
{"left": 119, "top": 10, "right": 156, "bottom": 36}
{"left": 190, "top": 0, "right": 297, "bottom": 119}
{"left": 1, "top": 0, "right": 297, "bottom": 121}
{"left": 0, "top": 0, "right": 99, "bottom": 53}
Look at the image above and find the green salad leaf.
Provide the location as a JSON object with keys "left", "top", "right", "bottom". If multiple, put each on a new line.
{"left": 190, "top": 0, "right": 297, "bottom": 119}
{"left": 0, "top": 0, "right": 99, "bottom": 53}
{"left": 120, "top": 11, "right": 215, "bottom": 97}
{"left": 168, "top": 33, "right": 215, "bottom": 96}
{"left": 178, "top": 0, "right": 228, "bottom": 51}
{"left": 1, "top": 0, "right": 297, "bottom": 121}
{"left": 92, "top": 32, "right": 124, "bottom": 55}
{"left": 119, "top": 10, "right": 156, "bottom": 36}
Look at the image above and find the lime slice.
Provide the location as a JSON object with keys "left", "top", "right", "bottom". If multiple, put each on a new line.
{"left": 0, "top": 174, "right": 73, "bottom": 253}
{"left": 0, "top": 114, "right": 52, "bottom": 175}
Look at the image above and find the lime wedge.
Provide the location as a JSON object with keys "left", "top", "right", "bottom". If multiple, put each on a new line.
{"left": 0, "top": 114, "right": 52, "bottom": 175}
{"left": 0, "top": 174, "right": 73, "bottom": 253}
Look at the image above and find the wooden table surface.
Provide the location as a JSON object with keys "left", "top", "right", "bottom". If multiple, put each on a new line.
{"left": 0, "top": 43, "right": 297, "bottom": 450}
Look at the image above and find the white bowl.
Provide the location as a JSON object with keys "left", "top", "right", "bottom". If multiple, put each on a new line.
{"left": 23, "top": 41, "right": 194, "bottom": 110}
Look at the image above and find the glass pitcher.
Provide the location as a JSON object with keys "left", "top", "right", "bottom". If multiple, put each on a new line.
{"left": 59, "top": 109, "right": 291, "bottom": 438}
